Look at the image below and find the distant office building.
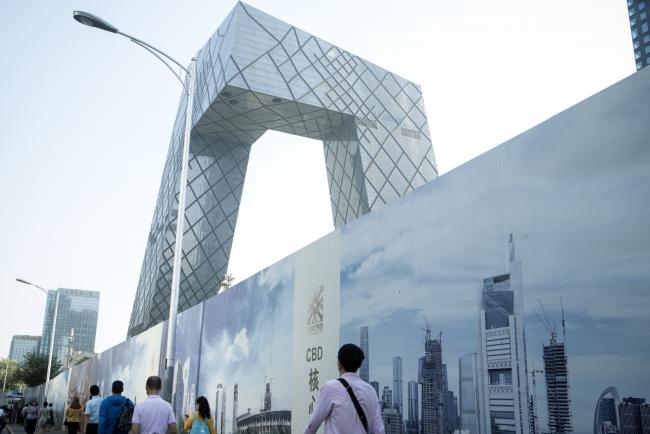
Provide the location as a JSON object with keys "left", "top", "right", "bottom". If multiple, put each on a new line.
{"left": 41, "top": 288, "right": 99, "bottom": 364}
{"left": 543, "top": 337, "right": 573, "bottom": 433}
{"left": 383, "top": 386, "right": 394, "bottom": 410}
{"left": 360, "top": 326, "right": 370, "bottom": 382}
{"left": 8, "top": 335, "right": 41, "bottom": 362}
{"left": 263, "top": 382, "right": 272, "bottom": 412}
{"left": 371, "top": 381, "right": 380, "bottom": 398}
{"left": 236, "top": 410, "right": 291, "bottom": 434}
{"left": 477, "top": 235, "right": 530, "bottom": 434}
{"left": 382, "top": 408, "right": 405, "bottom": 434}
{"left": 445, "top": 390, "right": 458, "bottom": 434}
{"left": 233, "top": 384, "right": 239, "bottom": 434}
{"left": 407, "top": 381, "right": 419, "bottom": 434}
{"left": 619, "top": 398, "right": 649, "bottom": 434}
{"left": 394, "top": 356, "right": 404, "bottom": 414}
{"left": 459, "top": 353, "right": 480, "bottom": 434}
{"left": 419, "top": 325, "right": 444, "bottom": 434}
{"left": 627, "top": 0, "right": 650, "bottom": 70}
{"left": 214, "top": 384, "right": 224, "bottom": 434}
{"left": 594, "top": 387, "right": 622, "bottom": 434}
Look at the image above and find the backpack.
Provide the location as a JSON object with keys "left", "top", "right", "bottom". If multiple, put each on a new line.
{"left": 113, "top": 400, "right": 134, "bottom": 434}
{"left": 190, "top": 414, "right": 209, "bottom": 434}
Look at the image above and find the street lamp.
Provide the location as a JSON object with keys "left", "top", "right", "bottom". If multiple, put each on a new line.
{"left": 15, "top": 278, "right": 60, "bottom": 387}
{"left": 73, "top": 10, "right": 197, "bottom": 401}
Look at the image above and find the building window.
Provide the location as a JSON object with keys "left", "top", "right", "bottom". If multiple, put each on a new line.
{"left": 645, "top": 45, "right": 650, "bottom": 53}
{"left": 635, "top": 40, "right": 641, "bottom": 49}
{"left": 637, "top": 61, "right": 643, "bottom": 69}
{"left": 630, "top": 8, "right": 636, "bottom": 16}
{"left": 643, "top": 22, "right": 649, "bottom": 32}
{"left": 640, "top": 2, "right": 647, "bottom": 9}
{"left": 636, "top": 51, "right": 642, "bottom": 59}
{"left": 644, "top": 34, "right": 650, "bottom": 42}
{"left": 628, "top": 0, "right": 634, "bottom": 6}
{"left": 633, "top": 28, "right": 639, "bottom": 38}
{"left": 642, "top": 11, "right": 647, "bottom": 19}
{"left": 632, "top": 17, "right": 638, "bottom": 25}
{"left": 489, "top": 369, "right": 513, "bottom": 385}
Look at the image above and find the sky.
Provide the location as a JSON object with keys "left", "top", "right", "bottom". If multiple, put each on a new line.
{"left": 0, "top": 0, "right": 636, "bottom": 358}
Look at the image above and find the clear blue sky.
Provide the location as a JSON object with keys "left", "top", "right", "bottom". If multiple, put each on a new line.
{"left": 0, "top": 0, "right": 635, "bottom": 357}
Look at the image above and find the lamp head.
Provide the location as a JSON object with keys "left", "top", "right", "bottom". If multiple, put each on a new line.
{"left": 73, "top": 11, "right": 119, "bottom": 33}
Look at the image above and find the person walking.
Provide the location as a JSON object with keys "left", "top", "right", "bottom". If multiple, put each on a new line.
{"left": 130, "top": 376, "right": 177, "bottom": 434}
{"left": 0, "top": 406, "right": 7, "bottom": 434}
{"left": 83, "top": 385, "right": 103, "bottom": 434}
{"left": 99, "top": 381, "right": 134, "bottom": 434}
{"left": 183, "top": 397, "right": 215, "bottom": 434}
{"left": 304, "top": 343, "right": 385, "bottom": 434}
{"left": 66, "top": 398, "right": 82, "bottom": 434}
{"left": 47, "top": 403, "right": 54, "bottom": 428}
{"left": 22, "top": 400, "right": 40, "bottom": 434}
{"left": 37, "top": 402, "right": 49, "bottom": 434}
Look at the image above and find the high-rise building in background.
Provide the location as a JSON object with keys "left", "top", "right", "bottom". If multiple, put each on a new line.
{"left": 627, "top": 0, "right": 650, "bottom": 70}
{"left": 233, "top": 383, "right": 239, "bottom": 434}
{"left": 8, "top": 335, "right": 41, "bottom": 362}
{"left": 360, "top": 326, "right": 370, "bottom": 382}
{"left": 477, "top": 235, "right": 530, "bottom": 434}
{"left": 445, "top": 390, "right": 458, "bottom": 434}
{"left": 126, "top": 2, "right": 438, "bottom": 337}
{"left": 383, "top": 408, "right": 405, "bottom": 434}
{"left": 41, "top": 288, "right": 99, "bottom": 364}
{"left": 214, "top": 384, "right": 224, "bottom": 434}
{"left": 371, "top": 381, "right": 380, "bottom": 398}
{"left": 407, "top": 381, "right": 419, "bottom": 434}
{"left": 394, "top": 356, "right": 404, "bottom": 414}
{"left": 619, "top": 398, "right": 649, "bottom": 434}
{"left": 419, "top": 323, "right": 444, "bottom": 434}
{"left": 459, "top": 353, "right": 480, "bottom": 434}
{"left": 383, "top": 386, "right": 394, "bottom": 410}
{"left": 263, "top": 382, "right": 272, "bottom": 412}
{"left": 543, "top": 336, "right": 573, "bottom": 433}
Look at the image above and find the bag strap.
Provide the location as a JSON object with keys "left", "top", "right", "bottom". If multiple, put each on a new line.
{"left": 337, "top": 378, "right": 368, "bottom": 432}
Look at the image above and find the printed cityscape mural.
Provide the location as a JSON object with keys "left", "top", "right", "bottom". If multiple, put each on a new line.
{"left": 25, "top": 70, "right": 650, "bottom": 434}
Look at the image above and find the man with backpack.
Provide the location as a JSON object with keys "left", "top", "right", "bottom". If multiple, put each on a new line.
{"left": 130, "top": 376, "right": 177, "bottom": 434}
{"left": 99, "top": 381, "right": 134, "bottom": 434}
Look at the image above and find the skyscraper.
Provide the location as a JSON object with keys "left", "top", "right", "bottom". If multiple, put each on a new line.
{"left": 419, "top": 324, "right": 444, "bottom": 434}
{"left": 8, "top": 335, "right": 41, "bottom": 362}
{"left": 394, "top": 356, "right": 404, "bottom": 414}
{"left": 407, "top": 381, "right": 419, "bottom": 434}
{"left": 41, "top": 288, "right": 99, "bottom": 364}
{"left": 371, "top": 381, "right": 380, "bottom": 399}
{"left": 445, "top": 390, "right": 458, "bottom": 434}
{"left": 383, "top": 387, "right": 394, "bottom": 410}
{"left": 627, "top": 0, "right": 650, "bottom": 70}
{"left": 214, "top": 384, "right": 224, "bottom": 434}
{"left": 543, "top": 337, "right": 573, "bottom": 433}
{"left": 233, "top": 383, "right": 239, "bottom": 434}
{"left": 594, "top": 387, "right": 622, "bottom": 434}
{"left": 619, "top": 398, "right": 649, "bottom": 434}
{"left": 459, "top": 353, "right": 480, "bottom": 434}
{"left": 477, "top": 235, "right": 530, "bottom": 434}
{"left": 383, "top": 408, "right": 406, "bottom": 434}
{"left": 126, "top": 2, "right": 438, "bottom": 337}
{"left": 360, "top": 326, "right": 370, "bottom": 383}
{"left": 263, "top": 382, "right": 272, "bottom": 412}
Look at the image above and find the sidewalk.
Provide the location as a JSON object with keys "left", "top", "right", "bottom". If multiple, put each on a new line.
{"left": 5, "top": 425, "right": 66, "bottom": 434}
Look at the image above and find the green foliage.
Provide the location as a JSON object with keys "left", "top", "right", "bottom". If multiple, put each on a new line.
{"left": 16, "top": 352, "right": 64, "bottom": 387}
{"left": 0, "top": 358, "right": 23, "bottom": 391}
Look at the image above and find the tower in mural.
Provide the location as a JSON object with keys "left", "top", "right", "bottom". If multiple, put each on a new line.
{"left": 214, "top": 384, "right": 224, "bottom": 434}
{"left": 419, "top": 321, "right": 444, "bottom": 434}
{"left": 394, "top": 356, "right": 404, "bottom": 414}
{"left": 233, "top": 383, "right": 238, "bottom": 434}
{"left": 127, "top": 2, "right": 438, "bottom": 337}
{"left": 477, "top": 234, "right": 530, "bottom": 434}
{"left": 543, "top": 330, "right": 573, "bottom": 432}
{"left": 407, "top": 381, "right": 419, "bottom": 434}
{"left": 263, "top": 382, "right": 272, "bottom": 412}
{"left": 459, "top": 353, "right": 480, "bottom": 434}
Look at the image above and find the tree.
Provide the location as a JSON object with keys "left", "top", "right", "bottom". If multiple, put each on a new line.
{"left": 0, "top": 358, "right": 24, "bottom": 391}
{"left": 16, "top": 352, "right": 63, "bottom": 387}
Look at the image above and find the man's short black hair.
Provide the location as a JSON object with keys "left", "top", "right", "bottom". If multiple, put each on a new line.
{"left": 338, "top": 343, "right": 365, "bottom": 373}
{"left": 112, "top": 381, "right": 124, "bottom": 394}
{"left": 146, "top": 376, "right": 162, "bottom": 391}
{"left": 90, "top": 385, "right": 100, "bottom": 396}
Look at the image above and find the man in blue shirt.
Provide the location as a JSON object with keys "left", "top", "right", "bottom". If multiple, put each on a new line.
{"left": 99, "top": 381, "right": 133, "bottom": 434}
{"left": 83, "top": 385, "right": 103, "bottom": 434}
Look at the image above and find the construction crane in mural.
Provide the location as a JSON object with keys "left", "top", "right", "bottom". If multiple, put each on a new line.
{"left": 533, "top": 299, "right": 557, "bottom": 344}
{"left": 529, "top": 365, "right": 544, "bottom": 434}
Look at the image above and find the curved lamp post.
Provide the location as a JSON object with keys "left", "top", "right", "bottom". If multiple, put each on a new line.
{"left": 73, "top": 10, "right": 197, "bottom": 401}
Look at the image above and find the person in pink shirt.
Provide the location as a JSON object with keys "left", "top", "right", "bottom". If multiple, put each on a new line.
{"left": 304, "top": 344, "right": 385, "bottom": 434}
{"left": 130, "top": 376, "right": 177, "bottom": 434}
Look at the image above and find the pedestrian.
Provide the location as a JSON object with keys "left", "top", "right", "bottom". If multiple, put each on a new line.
{"left": 83, "top": 385, "right": 103, "bottom": 434}
{"left": 130, "top": 376, "right": 177, "bottom": 434}
{"left": 0, "top": 406, "right": 7, "bottom": 434}
{"left": 183, "top": 397, "right": 215, "bottom": 434}
{"left": 66, "top": 398, "right": 82, "bottom": 434}
{"left": 22, "top": 400, "right": 40, "bottom": 434}
{"left": 47, "top": 403, "right": 54, "bottom": 428}
{"left": 37, "top": 401, "right": 49, "bottom": 434}
{"left": 98, "top": 381, "right": 134, "bottom": 434}
{"left": 304, "top": 343, "right": 385, "bottom": 434}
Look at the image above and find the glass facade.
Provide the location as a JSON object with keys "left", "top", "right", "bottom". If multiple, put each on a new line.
{"left": 128, "top": 2, "right": 438, "bottom": 337}
{"left": 8, "top": 335, "right": 41, "bottom": 362}
{"left": 628, "top": 0, "right": 650, "bottom": 70}
{"left": 41, "top": 288, "right": 99, "bottom": 364}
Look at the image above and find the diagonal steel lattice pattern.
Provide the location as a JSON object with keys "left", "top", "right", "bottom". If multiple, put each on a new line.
{"left": 128, "top": 2, "right": 438, "bottom": 337}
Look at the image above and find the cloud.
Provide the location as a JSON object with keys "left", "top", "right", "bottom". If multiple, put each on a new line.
{"left": 257, "top": 256, "right": 293, "bottom": 291}
{"left": 225, "top": 328, "right": 250, "bottom": 363}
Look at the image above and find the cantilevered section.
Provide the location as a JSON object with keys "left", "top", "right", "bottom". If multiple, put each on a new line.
{"left": 128, "top": 2, "right": 437, "bottom": 336}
